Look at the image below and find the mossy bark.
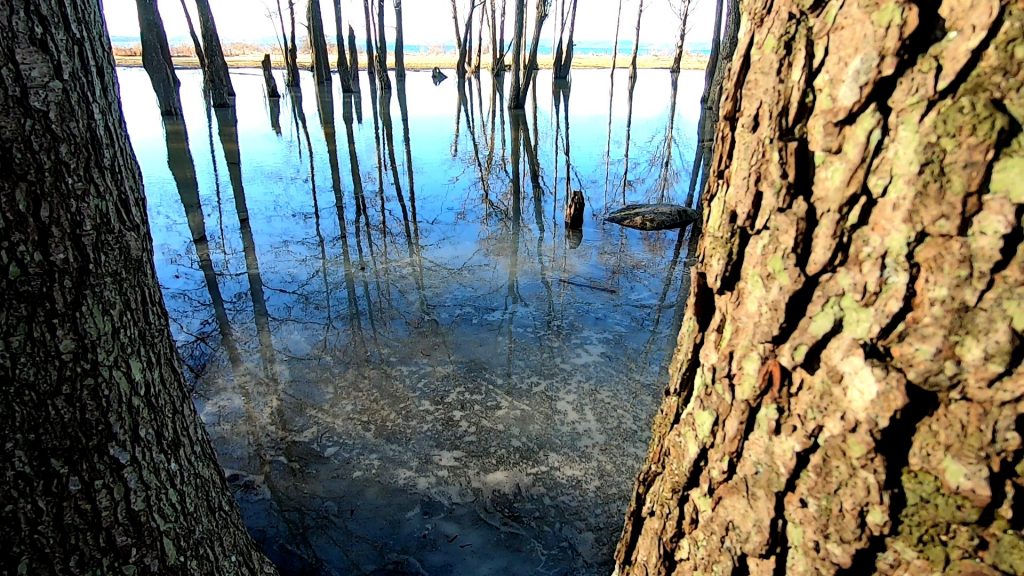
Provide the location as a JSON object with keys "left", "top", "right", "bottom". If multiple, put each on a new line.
{"left": 0, "top": 2, "right": 276, "bottom": 574}
{"left": 615, "top": 0, "right": 1024, "bottom": 574}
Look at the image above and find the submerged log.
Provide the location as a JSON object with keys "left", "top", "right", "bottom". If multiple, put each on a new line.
{"left": 261, "top": 54, "right": 280, "bottom": 98}
{"left": 565, "top": 189, "right": 585, "bottom": 229}
{"left": 605, "top": 203, "right": 698, "bottom": 231}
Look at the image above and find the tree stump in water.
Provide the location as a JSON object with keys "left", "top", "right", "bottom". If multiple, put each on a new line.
{"left": 262, "top": 54, "right": 280, "bottom": 99}
{"left": 605, "top": 203, "right": 698, "bottom": 231}
{"left": 565, "top": 190, "right": 585, "bottom": 230}
{"left": 431, "top": 67, "right": 448, "bottom": 85}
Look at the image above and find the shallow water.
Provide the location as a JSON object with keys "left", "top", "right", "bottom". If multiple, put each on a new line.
{"left": 120, "top": 66, "right": 704, "bottom": 575}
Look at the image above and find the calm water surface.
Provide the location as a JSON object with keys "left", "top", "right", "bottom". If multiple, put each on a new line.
{"left": 119, "top": 66, "right": 704, "bottom": 575}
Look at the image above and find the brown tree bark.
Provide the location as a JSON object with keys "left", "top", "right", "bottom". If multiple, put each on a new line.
{"left": 135, "top": 0, "right": 182, "bottom": 117}
{"left": 616, "top": 1, "right": 1024, "bottom": 575}
{"left": 194, "top": 0, "right": 235, "bottom": 106}
{"left": 307, "top": 0, "right": 332, "bottom": 84}
{"left": 0, "top": 1, "right": 276, "bottom": 574}
{"left": 508, "top": 0, "right": 550, "bottom": 110}
{"left": 374, "top": 0, "right": 390, "bottom": 90}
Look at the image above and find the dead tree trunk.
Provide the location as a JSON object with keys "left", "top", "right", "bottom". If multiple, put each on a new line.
{"left": 619, "top": 0, "right": 644, "bottom": 202}
{"left": 285, "top": 0, "right": 301, "bottom": 87}
{"left": 508, "top": 0, "right": 550, "bottom": 109}
{"left": 347, "top": 24, "right": 361, "bottom": 91}
{"left": 394, "top": 0, "right": 406, "bottom": 80}
{"left": 452, "top": 0, "right": 476, "bottom": 78}
{"left": 616, "top": 1, "right": 1024, "bottom": 575}
{"left": 262, "top": 53, "right": 281, "bottom": 97}
{"left": 194, "top": 0, "right": 235, "bottom": 106}
{"left": 552, "top": 0, "right": 577, "bottom": 81}
{"left": 361, "top": 0, "right": 377, "bottom": 78}
{"left": 178, "top": 0, "right": 207, "bottom": 71}
{"left": 669, "top": 0, "right": 694, "bottom": 75}
{"left": 135, "top": 0, "right": 182, "bottom": 117}
{"left": 307, "top": 0, "right": 332, "bottom": 84}
{"left": 374, "top": 0, "right": 390, "bottom": 90}
{"left": 1, "top": 1, "right": 276, "bottom": 572}
{"left": 332, "top": 0, "right": 354, "bottom": 92}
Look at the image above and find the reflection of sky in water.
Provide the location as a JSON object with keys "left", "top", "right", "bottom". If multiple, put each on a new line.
{"left": 119, "top": 66, "right": 704, "bottom": 575}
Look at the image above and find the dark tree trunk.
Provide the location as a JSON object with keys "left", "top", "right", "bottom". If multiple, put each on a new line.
{"left": 552, "top": 0, "right": 577, "bottom": 81}
{"left": 194, "top": 0, "right": 235, "bottom": 106}
{"left": 178, "top": 0, "right": 207, "bottom": 71}
{"left": 347, "top": 25, "right": 362, "bottom": 91}
{"left": 361, "top": 0, "right": 376, "bottom": 78}
{"left": 394, "top": 0, "right": 406, "bottom": 80}
{"left": 508, "top": 0, "right": 549, "bottom": 109}
{"left": 285, "top": 0, "right": 301, "bottom": 87}
{"left": 135, "top": 0, "right": 182, "bottom": 116}
{"left": 374, "top": 0, "right": 390, "bottom": 90}
{"left": 616, "top": 1, "right": 1024, "bottom": 575}
{"left": 697, "top": 0, "right": 739, "bottom": 195}
{"left": 262, "top": 53, "right": 281, "bottom": 98}
{"left": 332, "top": 0, "right": 354, "bottom": 92}
{"left": 454, "top": 0, "right": 477, "bottom": 78}
{"left": 307, "top": 0, "right": 332, "bottom": 84}
{"left": 0, "top": 1, "right": 276, "bottom": 573}
{"left": 684, "top": 0, "right": 724, "bottom": 207}
{"left": 619, "top": 0, "right": 644, "bottom": 202}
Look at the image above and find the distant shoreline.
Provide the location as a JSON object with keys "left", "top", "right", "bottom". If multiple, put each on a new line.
{"left": 112, "top": 52, "right": 709, "bottom": 71}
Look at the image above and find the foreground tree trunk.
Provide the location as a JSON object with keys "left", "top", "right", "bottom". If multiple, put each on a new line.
{"left": 616, "top": 0, "right": 1024, "bottom": 574}
{"left": 194, "top": 0, "right": 235, "bottom": 105}
{"left": 0, "top": 1, "right": 276, "bottom": 573}
{"left": 135, "top": 0, "right": 182, "bottom": 116}
{"left": 394, "top": 0, "right": 406, "bottom": 80}
{"left": 307, "top": 0, "right": 332, "bottom": 84}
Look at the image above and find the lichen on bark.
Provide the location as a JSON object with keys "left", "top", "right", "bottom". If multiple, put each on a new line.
{"left": 615, "top": 0, "right": 1024, "bottom": 574}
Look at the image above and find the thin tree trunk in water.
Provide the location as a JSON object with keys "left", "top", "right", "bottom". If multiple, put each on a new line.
{"left": 194, "top": 0, "right": 235, "bottom": 105}
{"left": 374, "top": 0, "right": 390, "bottom": 90}
{"left": 474, "top": 7, "right": 484, "bottom": 74}
{"left": 361, "top": 0, "right": 376, "bottom": 78}
{"left": 394, "top": 0, "right": 406, "bottom": 80}
{"left": 178, "top": 0, "right": 207, "bottom": 71}
{"left": 684, "top": 0, "right": 724, "bottom": 207}
{"left": 453, "top": 0, "right": 476, "bottom": 78}
{"left": 603, "top": 0, "right": 624, "bottom": 207}
{"left": 619, "top": 0, "right": 644, "bottom": 203}
{"left": 669, "top": 0, "right": 693, "bottom": 75}
{"left": 488, "top": 0, "right": 500, "bottom": 71}
{"left": 509, "top": 0, "right": 550, "bottom": 109}
{"left": 333, "top": 0, "right": 354, "bottom": 92}
{"left": 286, "top": 0, "right": 301, "bottom": 87}
{"left": 136, "top": 0, "right": 182, "bottom": 117}
{"left": 616, "top": 1, "right": 1024, "bottom": 575}
{"left": 307, "top": 0, "right": 332, "bottom": 85}
{"left": 553, "top": 0, "right": 577, "bottom": 81}
{"left": 0, "top": 1, "right": 276, "bottom": 572}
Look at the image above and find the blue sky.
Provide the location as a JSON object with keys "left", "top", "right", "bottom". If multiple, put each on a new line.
{"left": 103, "top": 0, "right": 717, "bottom": 49}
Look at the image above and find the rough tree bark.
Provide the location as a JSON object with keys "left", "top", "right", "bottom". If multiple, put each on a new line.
{"left": 194, "top": 0, "right": 235, "bottom": 106}
{"left": 508, "top": 0, "right": 550, "bottom": 110}
{"left": 307, "top": 0, "right": 332, "bottom": 84}
{"left": 0, "top": 1, "right": 276, "bottom": 574}
{"left": 332, "top": 0, "right": 354, "bottom": 92}
{"left": 285, "top": 0, "right": 301, "bottom": 87}
{"left": 135, "top": 0, "right": 182, "bottom": 117}
{"left": 374, "top": 0, "right": 390, "bottom": 90}
{"left": 615, "top": 1, "right": 1024, "bottom": 575}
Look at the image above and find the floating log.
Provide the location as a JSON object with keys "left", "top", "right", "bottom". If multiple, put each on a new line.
{"left": 605, "top": 203, "right": 699, "bottom": 231}
{"left": 261, "top": 54, "right": 280, "bottom": 99}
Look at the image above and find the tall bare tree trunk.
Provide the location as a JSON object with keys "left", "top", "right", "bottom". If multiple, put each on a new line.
{"left": 307, "top": 0, "right": 332, "bottom": 84}
{"left": 394, "top": 0, "right": 406, "bottom": 80}
{"left": 1, "top": 1, "right": 276, "bottom": 573}
{"left": 669, "top": 0, "right": 693, "bottom": 74}
{"left": 684, "top": 0, "right": 724, "bottom": 207}
{"left": 603, "top": 0, "right": 624, "bottom": 206}
{"left": 619, "top": 0, "right": 644, "bottom": 202}
{"left": 178, "top": 0, "right": 207, "bottom": 71}
{"left": 361, "top": 0, "right": 376, "bottom": 78}
{"left": 509, "top": 0, "right": 550, "bottom": 109}
{"left": 135, "top": 0, "right": 182, "bottom": 116}
{"left": 194, "top": 0, "right": 235, "bottom": 106}
{"left": 552, "top": 0, "right": 577, "bottom": 81}
{"left": 616, "top": 1, "right": 1024, "bottom": 575}
{"left": 508, "top": 0, "right": 525, "bottom": 108}
{"left": 372, "top": 0, "right": 390, "bottom": 90}
{"left": 285, "top": 0, "right": 301, "bottom": 87}
{"left": 333, "top": 0, "right": 354, "bottom": 92}
{"left": 697, "top": 0, "right": 739, "bottom": 194}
